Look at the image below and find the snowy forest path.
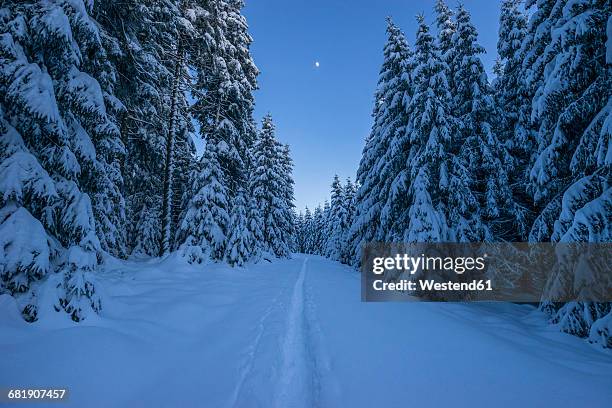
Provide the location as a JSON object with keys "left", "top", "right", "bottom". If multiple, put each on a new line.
{"left": 2, "top": 255, "right": 612, "bottom": 407}
{"left": 232, "top": 255, "right": 342, "bottom": 408}
{"left": 273, "top": 257, "right": 312, "bottom": 407}
{"left": 229, "top": 262, "right": 296, "bottom": 408}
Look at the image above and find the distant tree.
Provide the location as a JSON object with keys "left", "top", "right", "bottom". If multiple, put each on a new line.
{"left": 251, "top": 115, "right": 293, "bottom": 257}
{"left": 325, "top": 175, "right": 345, "bottom": 260}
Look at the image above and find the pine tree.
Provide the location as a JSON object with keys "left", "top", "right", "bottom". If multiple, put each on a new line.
{"left": 452, "top": 4, "right": 526, "bottom": 240}
{"left": 518, "top": 0, "right": 557, "bottom": 154}
{"left": 245, "top": 148, "right": 263, "bottom": 258}
{"left": 340, "top": 178, "right": 356, "bottom": 264}
{"left": 251, "top": 114, "right": 293, "bottom": 258}
{"left": 277, "top": 143, "right": 296, "bottom": 254}
{"left": 225, "top": 187, "right": 252, "bottom": 266}
{"left": 402, "top": 15, "right": 456, "bottom": 242}
{"left": 294, "top": 211, "right": 306, "bottom": 253}
{"left": 302, "top": 207, "right": 314, "bottom": 254}
{"left": 497, "top": 0, "right": 528, "bottom": 142}
{"left": 191, "top": 0, "right": 259, "bottom": 199}
{"left": 0, "top": 0, "right": 125, "bottom": 321}
{"left": 495, "top": 0, "right": 538, "bottom": 239}
{"left": 160, "top": 38, "right": 188, "bottom": 256}
{"left": 325, "top": 175, "right": 345, "bottom": 260}
{"left": 525, "top": 0, "right": 611, "bottom": 347}
{"left": 176, "top": 141, "right": 230, "bottom": 263}
{"left": 434, "top": 0, "right": 457, "bottom": 100}
{"left": 312, "top": 205, "right": 326, "bottom": 255}
{"left": 374, "top": 22, "right": 415, "bottom": 242}
{"left": 349, "top": 18, "right": 413, "bottom": 265}
{"left": 96, "top": 0, "right": 197, "bottom": 257}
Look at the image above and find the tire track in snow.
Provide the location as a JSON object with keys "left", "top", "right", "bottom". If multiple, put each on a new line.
{"left": 274, "top": 257, "right": 312, "bottom": 408}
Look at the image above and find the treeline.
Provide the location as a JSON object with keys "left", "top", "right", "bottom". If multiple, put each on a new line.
{"left": 294, "top": 175, "right": 355, "bottom": 264}
{"left": 0, "top": 0, "right": 294, "bottom": 321}
{"left": 297, "top": 0, "right": 611, "bottom": 347}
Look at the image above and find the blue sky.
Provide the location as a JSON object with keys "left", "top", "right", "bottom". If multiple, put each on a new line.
{"left": 243, "top": 0, "right": 502, "bottom": 211}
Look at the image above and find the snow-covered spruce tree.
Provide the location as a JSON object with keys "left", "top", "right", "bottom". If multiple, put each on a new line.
{"left": 301, "top": 207, "right": 313, "bottom": 254}
{"left": 325, "top": 176, "right": 356, "bottom": 263}
{"left": 293, "top": 211, "right": 305, "bottom": 253}
{"left": 340, "top": 178, "right": 356, "bottom": 264}
{"left": 96, "top": 0, "right": 165, "bottom": 256}
{"left": 434, "top": 0, "right": 457, "bottom": 101}
{"left": 526, "top": 0, "right": 611, "bottom": 347}
{"left": 529, "top": 0, "right": 609, "bottom": 237}
{"left": 315, "top": 200, "right": 334, "bottom": 256}
{"left": 251, "top": 114, "right": 293, "bottom": 258}
{"left": 0, "top": 0, "right": 128, "bottom": 321}
{"left": 398, "top": 15, "right": 456, "bottom": 242}
{"left": 495, "top": 0, "right": 538, "bottom": 239}
{"left": 348, "top": 18, "right": 413, "bottom": 265}
{"left": 516, "top": 0, "right": 556, "bottom": 154}
{"left": 373, "top": 22, "right": 416, "bottom": 242}
{"left": 243, "top": 147, "right": 263, "bottom": 258}
{"left": 76, "top": 17, "right": 127, "bottom": 259}
{"left": 225, "top": 187, "right": 252, "bottom": 266}
{"left": 312, "top": 205, "right": 327, "bottom": 256}
{"left": 94, "top": 0, "right": 197, "bottom": 257}
{"left": 524, "top": 0, "right": 574, "bottom": 241}
{"left": 497, "top": 0, "right": 528, "bottom": 147}
{"left": 190, "top": 0, "right": 258, "bottom": 198}
{"left": 452, "top": 4, "right": 526, "bottom": 240}
{"left": 176, "top": 141, "right": 230, "bottom": 263}
{"left": 277, "top": 143, "right": 296, "bottom": 253}
{"left": 160, "top": 36, "right": 189, "bottom": 256}
{"left": 325, "top": 175, "right": 345, "bottom": 260}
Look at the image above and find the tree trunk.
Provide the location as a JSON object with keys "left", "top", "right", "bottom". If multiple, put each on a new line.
{"left": 160, "top": 41, "right": 184, "bottom": 256}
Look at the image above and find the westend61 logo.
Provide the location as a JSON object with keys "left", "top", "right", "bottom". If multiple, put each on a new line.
{"left": 361, "top": 243, "right": 612, "bottom": 303}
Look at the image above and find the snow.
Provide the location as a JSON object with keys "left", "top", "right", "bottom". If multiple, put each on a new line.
{"left": 607, "top": 14, "right": 612, "bottom": 64}
{"left": 0, "top": 207, "right": 52, "bottom": 289}
{"left": 0, "top": 151, "right": 57, "bottom": 203}
{"left": 1, "top": 255, "right": 611, "bottom": 407}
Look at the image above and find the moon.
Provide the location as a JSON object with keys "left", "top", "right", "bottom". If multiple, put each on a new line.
{"left": 315, "top": 61, "right": 320, "bottom": 68}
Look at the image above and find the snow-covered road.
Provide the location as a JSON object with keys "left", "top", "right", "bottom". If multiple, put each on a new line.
{"left": 1, "top": 254, "right": 611, "bottom": 407}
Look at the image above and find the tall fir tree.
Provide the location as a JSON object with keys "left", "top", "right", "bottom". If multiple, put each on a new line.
{"left": 176, "top": 141, "right": 230, "bottom": 263}
{"left": 302, "top": 206, "right": 314, "bottom": 254}
{"left": 95, "top": 0, "right": 197, "bottom": 257}
{"left": 496, "top": 0, "right": 538, "bottom": 239}
{"left": 325, "top": 175, "right": 345, "bottom": 260}
{"left": 452, "top": 5, "right": 526, "bottom": 240}
{"left": 225, "top": 187, "right": 252, "bottom": 266}
{"left": 191, "top": 0, "right": 258, "bottom": 198}
{"left": 340, "top": 178, "right": 356, "bottom": 264}
{"left": 525, "top": 0, "right": 611, "bottom": 347}
{"left": 348, "top": 18, "right": 413, "bottom": 265}
{"left": 434, "top": 0, "right": 457, "bottom": 103}
{"left": 251, "top": 114, "right": 293, "bottom": 258}
{"left": 277, "top": 143, "right": 296, "bottom": 253}
{"left": 0, "top": 0, "right": 128, "bottom": 320}
{"left": 402, "top": 15, "right": 457, "bottom": 242}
